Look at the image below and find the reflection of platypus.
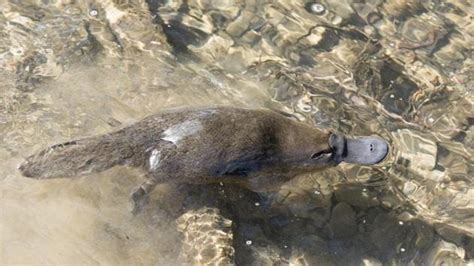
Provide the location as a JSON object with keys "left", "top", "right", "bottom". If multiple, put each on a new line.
{"left": 19, "top": 107, "right": 388, "bottom": 212}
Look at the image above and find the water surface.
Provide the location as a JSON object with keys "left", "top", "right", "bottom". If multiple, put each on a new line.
{"left": 0, "top": 0, "right": 473, "bottom": 264}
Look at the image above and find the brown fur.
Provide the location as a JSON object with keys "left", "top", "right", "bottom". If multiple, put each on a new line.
{"left": 19, "top": 107, "right": 337, "bottom": 211}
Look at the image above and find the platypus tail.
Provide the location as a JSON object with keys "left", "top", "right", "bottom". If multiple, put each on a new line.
{"left": 19, "top": 132, "right": 134, "bottom": 179}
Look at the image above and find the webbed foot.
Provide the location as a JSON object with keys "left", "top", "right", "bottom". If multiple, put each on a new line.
{"left": 130, "top": 178, "right": 158, "bottom": 215}
{"left": 131, "top": 187, "right": 148, "bottom": 215}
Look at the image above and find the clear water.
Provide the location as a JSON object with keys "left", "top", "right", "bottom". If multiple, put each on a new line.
{"left": 0, "top": 0, "right": 472, "bottom": 265}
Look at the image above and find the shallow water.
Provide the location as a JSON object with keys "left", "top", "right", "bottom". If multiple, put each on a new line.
{"left": 0, "top": 0, "right": 473, "bottom": 265}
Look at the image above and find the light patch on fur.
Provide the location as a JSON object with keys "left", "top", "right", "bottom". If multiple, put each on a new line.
{"left": 149, "top": 149, "right": 161, "bottom": 171}
{"left": 162, "top": 120, "right": 203, "bottom": 145}
{"left": 196, "top": 108, "right": 217, "bottom": 116}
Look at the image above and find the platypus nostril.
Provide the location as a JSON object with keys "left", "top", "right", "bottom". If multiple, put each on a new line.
{"left": 369, "top": 143, "right": 374, "bottom": 152}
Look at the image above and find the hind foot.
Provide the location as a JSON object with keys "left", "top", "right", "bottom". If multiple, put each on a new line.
{"left": 130, "top": 179, "right": 158, "bottom": 215}
{"left": 131, "top": 187, "right": 148, "bottom": 215}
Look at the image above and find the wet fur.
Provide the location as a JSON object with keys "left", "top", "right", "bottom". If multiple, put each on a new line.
{"left": 19, "top": 107, "right": 336, "bottom": 207}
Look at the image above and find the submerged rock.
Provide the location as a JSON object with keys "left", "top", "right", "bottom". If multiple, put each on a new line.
{"left": 419, "top": 239, "right": 467, "bottom": 265}
{"left": 391, "top": 128, "right": 474, "bottom": 238}
{"left": 289, "top": 235, "right": 336, "bottom": 266}
{"left": 234, "top": 223, "right": 286, "bottom": 265}
{"left": 176, "top": 207, "right": 234, "bottom": 265}
{"left": 334, "top": 184, "right": 380, "bottom": 209}
{"left": 328, "top": 202, "right": 358, "bottom": 239}
{"left": 391, "top": 129, "right": 439, "bottom": 178}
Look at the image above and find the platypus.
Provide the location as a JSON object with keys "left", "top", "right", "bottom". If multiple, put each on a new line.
{"left": 19, "top": 107, "right": 389, "bottom": 213}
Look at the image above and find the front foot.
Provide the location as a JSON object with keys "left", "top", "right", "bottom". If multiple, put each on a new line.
{"left": 131, "top": 187, "right": 149, "bottom": 215}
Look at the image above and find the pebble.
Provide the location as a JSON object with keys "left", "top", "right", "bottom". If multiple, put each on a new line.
{"left": 310, "top": 3, "right": 326, "bottom": 15}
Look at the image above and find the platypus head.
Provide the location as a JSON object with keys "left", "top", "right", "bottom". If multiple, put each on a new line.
{"left": 329, "top": 133, "right": 389, "bottom": 165}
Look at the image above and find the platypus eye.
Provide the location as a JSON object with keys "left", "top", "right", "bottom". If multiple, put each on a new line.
{"left": 311, "top": 149, "right": 332, "bottom": 160}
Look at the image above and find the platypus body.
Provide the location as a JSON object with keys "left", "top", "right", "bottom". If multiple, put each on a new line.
{"left": 19, "top": 107, "right": 388, "bottom": 212}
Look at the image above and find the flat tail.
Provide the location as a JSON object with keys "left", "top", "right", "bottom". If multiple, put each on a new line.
{"left": 19, "top": 133, "right": 133, "bottom": 179}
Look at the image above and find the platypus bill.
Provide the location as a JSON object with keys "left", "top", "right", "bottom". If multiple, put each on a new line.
{"left": 19, "top": 107, "right": 389, "bottom": 213}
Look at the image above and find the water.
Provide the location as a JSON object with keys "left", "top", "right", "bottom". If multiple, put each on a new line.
{"left": 0, "top": 0, "right": 473, "bottom": 264}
